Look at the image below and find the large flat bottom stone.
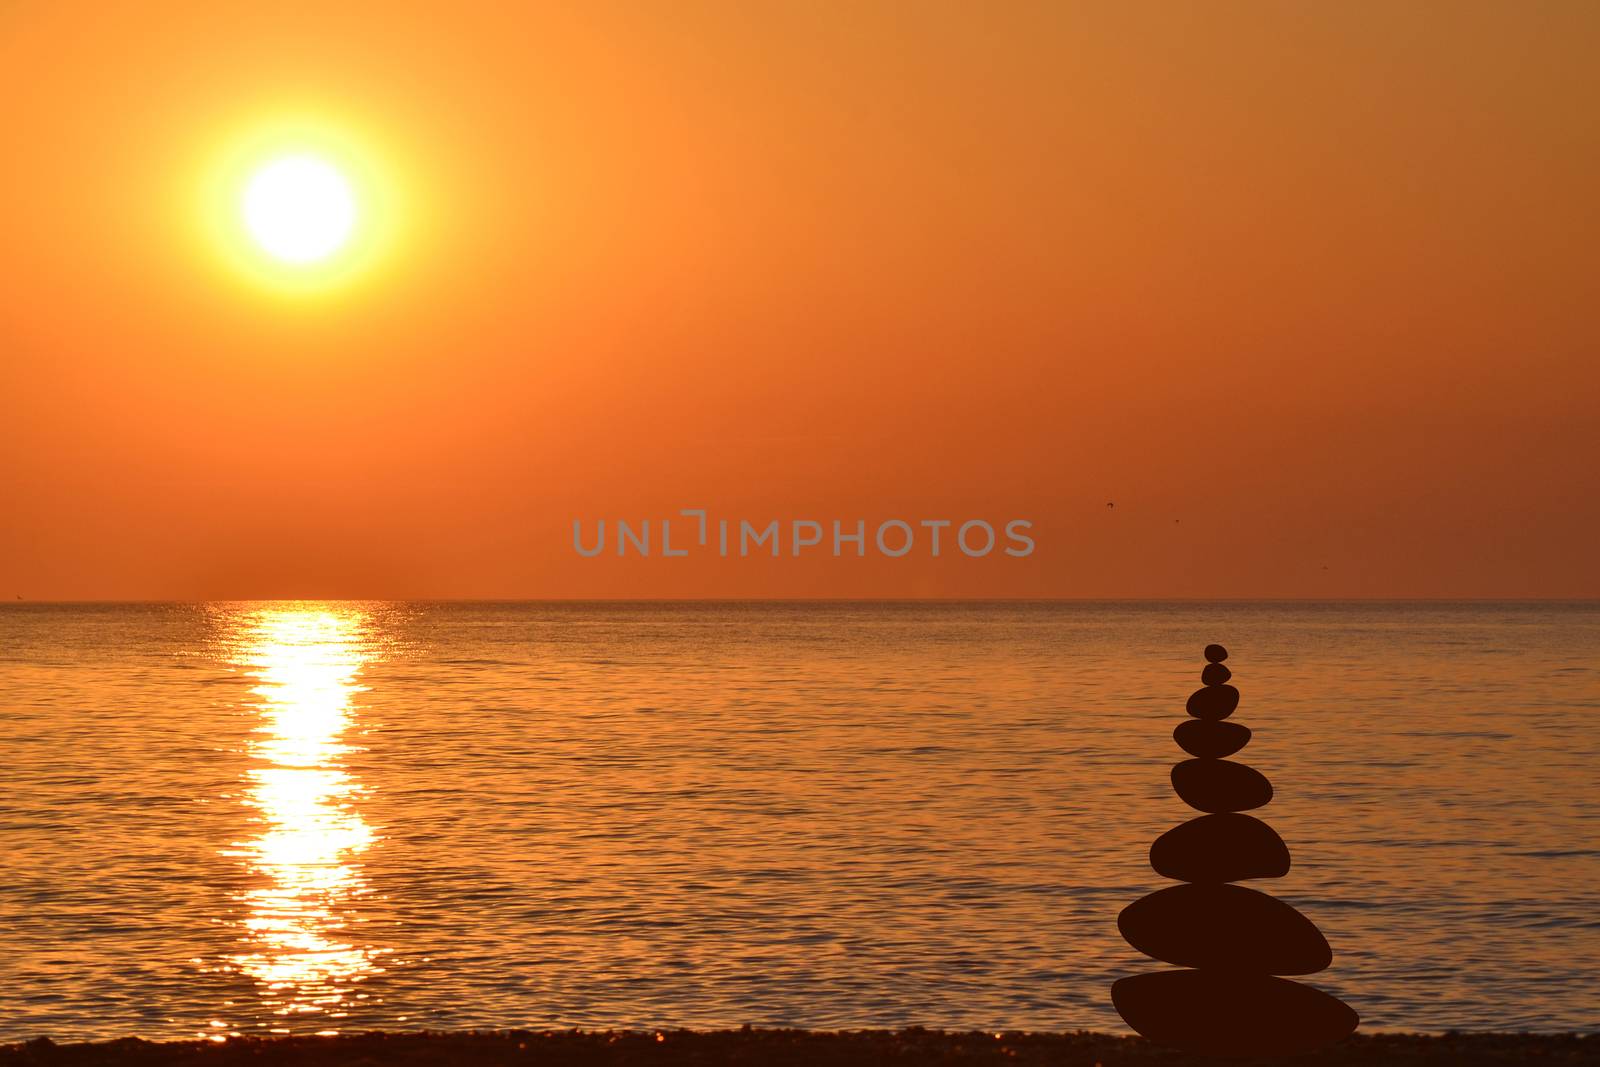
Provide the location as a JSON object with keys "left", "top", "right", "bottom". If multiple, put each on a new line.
{"left": 1112, "top": 969, "right": 1358, "bottom": 1058}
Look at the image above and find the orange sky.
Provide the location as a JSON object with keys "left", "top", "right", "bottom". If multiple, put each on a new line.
{"left": 2, "top": 2, "right": 1596, "bottom": 599}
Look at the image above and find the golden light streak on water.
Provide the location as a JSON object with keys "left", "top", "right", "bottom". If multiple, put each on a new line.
{"left": 222, "top": 606, "right": 382, "bottom": 1031}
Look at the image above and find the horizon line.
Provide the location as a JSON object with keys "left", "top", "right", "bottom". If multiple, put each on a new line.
{"left": 5, "top": 596, "right": 1598, "bottom": 605}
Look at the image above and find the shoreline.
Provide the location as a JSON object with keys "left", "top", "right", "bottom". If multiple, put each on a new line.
{"left": 5, "top": 1030, "right": 1596, "bottom": 1065}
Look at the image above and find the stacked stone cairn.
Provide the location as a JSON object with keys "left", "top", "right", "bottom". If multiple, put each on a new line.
{"left": 1111, "top": 644, "right": 1358, "bottom": 1058}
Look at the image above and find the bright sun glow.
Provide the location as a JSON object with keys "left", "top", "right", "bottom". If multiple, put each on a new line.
{"left": 195, "top": 112, "right": 414, "bottom": 297}
{"left": 242, "top": 155, "right": 357, "bottom": 265}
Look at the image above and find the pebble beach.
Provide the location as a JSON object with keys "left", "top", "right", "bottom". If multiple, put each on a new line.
{"left": 6, "top": 1030, "right": 1599, "bottom": 1066}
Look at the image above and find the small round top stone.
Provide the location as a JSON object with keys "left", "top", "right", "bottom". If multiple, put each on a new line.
{"left": 1204, "top": 643, "right": 1229, "bottom": 663}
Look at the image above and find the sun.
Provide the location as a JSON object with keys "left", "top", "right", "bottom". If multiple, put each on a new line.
{"left": 195, "top": 112, "right": 411, "bottom": 297}
{"left": 241, "top": 155, "right": 356, "bottom": 265}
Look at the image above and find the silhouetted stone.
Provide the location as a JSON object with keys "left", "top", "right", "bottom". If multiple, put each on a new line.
{"left": 1117, "top": 883, "right": 1332, "bottom": 974}
{"left": 1112, "top": 970, "right": 1358, "bottom": 1058}
{"left": 1185, "top": 684, "right": 1239, "bottom": 720}
{"left": 1112, "top": 644, "right": 1356, "bottom": 1058}
{"left": 1173, "top": 719, "right": 1250, "bottom": 759}
{"left": 1150, "top": 813, "right": 1289, "bottom": 882}
{"left": 1171, "top": 758, "right": 1272, "bottom": 813}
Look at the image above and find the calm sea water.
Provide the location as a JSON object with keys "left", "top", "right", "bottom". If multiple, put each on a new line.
{"left": 0, "top": 602, "right": 1596, "bottom": 1041}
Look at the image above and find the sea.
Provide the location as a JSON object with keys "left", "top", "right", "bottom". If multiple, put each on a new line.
{"left": 1, "top": 601, "right": 1595, "bottom": 1042}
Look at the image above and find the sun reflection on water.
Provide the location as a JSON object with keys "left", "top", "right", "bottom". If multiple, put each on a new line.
{"left": 221, "top": 606, "right": 383, "bottom": 1032}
